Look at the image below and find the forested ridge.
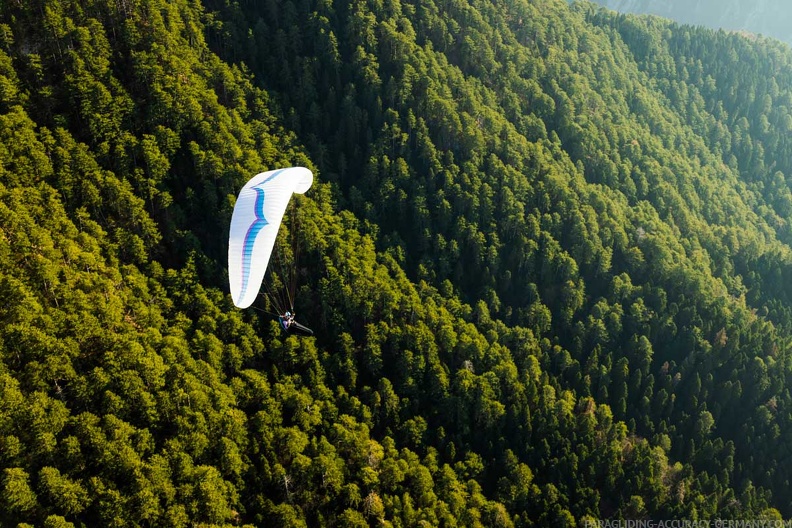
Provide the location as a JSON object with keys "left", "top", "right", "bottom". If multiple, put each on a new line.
{"left": 590, "top": 0, "right": 792, "bottom": 47}
{"left": 1, "top": 0, "right": 792, "bottom": 525}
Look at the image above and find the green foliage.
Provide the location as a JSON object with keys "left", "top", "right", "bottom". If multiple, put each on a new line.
{"left": 2, "top": 0, "right": 792, "bottom": 525}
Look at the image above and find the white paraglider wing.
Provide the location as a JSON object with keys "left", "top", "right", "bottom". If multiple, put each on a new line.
{"left": 228, "top": 167, "right": 313, "bottom": 308}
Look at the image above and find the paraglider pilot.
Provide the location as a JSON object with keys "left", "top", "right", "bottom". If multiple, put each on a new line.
{"left": 279, "top": 311, "right": 314, "bottom": 336}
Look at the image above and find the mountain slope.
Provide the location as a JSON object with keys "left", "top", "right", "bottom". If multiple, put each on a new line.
{"left": 1, "top": 0, "right": 792, "bottom": 525}
{"left": 590, "top": 0, "right": 792, "bottom": 45}
{"left": 207, "top": 0, "right": 792, "bottom": 516}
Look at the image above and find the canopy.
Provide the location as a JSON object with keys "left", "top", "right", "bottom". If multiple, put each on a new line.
{"left": 228, "top": 167, "right": 313, "bottom": 308}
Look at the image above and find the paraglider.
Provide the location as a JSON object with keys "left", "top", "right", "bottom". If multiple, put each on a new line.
{"left": 228, "top": 167, "right": 314, "bottom": 335}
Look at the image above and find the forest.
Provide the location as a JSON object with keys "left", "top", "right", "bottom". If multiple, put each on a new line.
{"left": 1, "top": 0, "right": 792, "bottom": 525}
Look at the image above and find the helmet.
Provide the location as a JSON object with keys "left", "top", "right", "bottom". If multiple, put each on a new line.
{"left": 285, "top": 311, "right": 291, "bottom": 317}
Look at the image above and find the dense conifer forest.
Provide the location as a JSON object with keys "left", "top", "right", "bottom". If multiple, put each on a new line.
{"left": 2, "top": 0, "right": 792, "bottom": 525}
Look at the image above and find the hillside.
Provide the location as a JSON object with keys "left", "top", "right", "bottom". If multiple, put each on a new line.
{"left": 1, "top": 0, "right": 792, "bottom": 525}
{"left": 590, "top": 0, "right": 792, "bottom": 45}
